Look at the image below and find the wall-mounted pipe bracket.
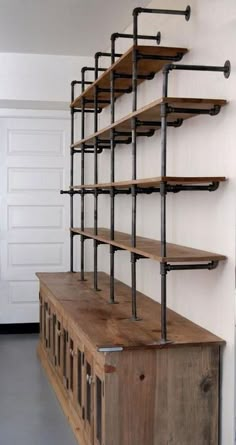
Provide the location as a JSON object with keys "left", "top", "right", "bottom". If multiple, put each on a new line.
{"left": 165, "top": 261, "right": 219, "bottom": 273}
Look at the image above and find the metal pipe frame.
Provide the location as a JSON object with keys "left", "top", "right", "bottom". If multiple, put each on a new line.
{"left": 70, "top": 81, "right": 76, "bottom": 273}
{"left": 114, "top": 72, "right": 155, "bottom": 80}
{"left": 130, "top": 13, "right": 139, "bottom": 321}
{"left": 93, "top": 56, "right": 100, "bottom": 291}
{"left": 130, "top": 4, "right": 191, "bottom": 323}
{"left": 110, "top": 31, "right": 161, "bottom": 65}
{"left": 159, "top": 58, "right": 230, "bottom": 342}
{"left": 80, "top": 69, "right": 86, "bottom": 281}
{"left": 60, "top": 181, "right": 220, "bottom": 196}
{"left": 133, "top": 6, "right": 191, "bottom": 21}
{"left": 109, "top": 65, "right": 117, "bottom": 304}
{"left": 162, "top": 61, "right": 231, "bottom": 97}
{"left": 73, "top": 108, "right": 102, "bottom": 114}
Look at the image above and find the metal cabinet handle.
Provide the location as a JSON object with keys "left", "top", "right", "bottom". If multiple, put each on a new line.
{"left": 86, "top": 374, "right": 94, "bottom": 385}
{"left": 69, "top": 348, "right": 74, "bottom": 357}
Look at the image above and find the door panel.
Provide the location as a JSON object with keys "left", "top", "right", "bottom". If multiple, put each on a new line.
{"left": 0, "top": 112, "right": 70, "bottom": 323}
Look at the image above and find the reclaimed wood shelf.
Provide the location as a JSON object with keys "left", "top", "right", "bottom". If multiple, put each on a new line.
{"left": 72, "top": 97, "right": 227, "bottom": 149}
{"left": 71, "top": 227, "right": 226, "bottom": 263}
{"left": 37, "top": 271, "right": 224, "bottom": 349}
{"left": 71, "top": 45, "right": 188, "bottom": 109}
{"left": 72, "top": 176, "right": 226, "bottom": 190}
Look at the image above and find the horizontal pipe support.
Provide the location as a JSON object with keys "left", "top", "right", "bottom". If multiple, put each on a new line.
{"left": 133, "top": 6, "right": 191, "bottom": 21}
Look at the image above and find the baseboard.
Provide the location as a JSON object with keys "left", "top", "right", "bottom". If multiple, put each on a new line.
{"left": 0, "top": 323, "right": 39, "bottom": 335}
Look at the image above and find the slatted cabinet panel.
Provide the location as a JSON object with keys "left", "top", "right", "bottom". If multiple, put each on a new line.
{"left": 94, "top": 363, "right": 105, "bottom": 445}
{"left": 84, "top": 349, "right": 94, "bottom": 445}
{"left": 39, "top": 293, "right": 43, "bottom": 341}
{"left": 62, "top": 326, "right": 69, "bottom": 390}
{"left": 74, "top": 333, "right": 84, "bottom": 421}
{"left": 55, "top": 314, "right": 63, "bottom": 380}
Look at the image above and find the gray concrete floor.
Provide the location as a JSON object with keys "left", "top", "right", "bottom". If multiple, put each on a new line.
{"left": 0, "top": 334, "right": 78, "bottom": 445}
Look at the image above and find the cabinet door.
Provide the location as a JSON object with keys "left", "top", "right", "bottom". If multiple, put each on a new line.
{"left": 84, "top": 349, "right": 94, "bottom": 444}
{"left": 94, "top": 364, "right": 105, "bottom": 445}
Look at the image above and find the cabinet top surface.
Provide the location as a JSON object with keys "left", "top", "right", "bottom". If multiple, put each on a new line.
{"left": 37, "top": 271, "right": 224, "bottom": 350}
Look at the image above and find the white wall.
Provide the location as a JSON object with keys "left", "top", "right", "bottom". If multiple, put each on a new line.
{"left": 81, "top": 1, "right": 235, "bottom": 443}
{"left": 0, "top": 52, "right": 93, "bottom": 104}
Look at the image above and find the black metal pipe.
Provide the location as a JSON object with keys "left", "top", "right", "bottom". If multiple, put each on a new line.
{"left": 137, "top": 53, "right": 183, "bottom": 62}
{"left": 109, "top": 64, "right": 116, "bottom": 303}
{"left": 167, "top": 106, "right": 221, "bottom": 116}
{"left": 133, "top": 6, "right": 191, "bottom": 22}
{"left": 80, "top": 68, "right": 86, "bottom": 281}
{"left": 93, "top": 61, "right": 99, "bottom": 291}
{"left": 84, "top": 99, "right": 111, "bottom": 105}
{"left": 165, "top": 261, "right": 219, "bottom": 272}
{"left": 74, "top": 108, "right": 102, "bottom": 114}
{"left": 114, "top": 72, "right": 155, "bottom": 80}
{"left": 111, "top": 31, "right": 161, "bottom": 44}
{"left": 160, "top": 97, "right": 168, "bottom": 341}
{"left": 130, "top": 19, "right": 139, "bottom": 319}
{"left": 81, "top": 66, "right": 106, "bottom": 73}
{"left": 160, "top": 263, "right": 167, "bottom": 342}
{"left": 97, "top": 87, "right": 132, "bottom": 94}
{"left": 164, "top": 61, "right": 231, "bottom": 78}
{"left": 70, "top": 83, "right": 75, "bottom": 273}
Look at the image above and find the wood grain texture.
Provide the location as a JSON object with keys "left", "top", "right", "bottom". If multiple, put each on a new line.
{"left": 72, "top": 175, "right": 226, "bottom": 190}
{"left": 104, "top": 346, "right": 219, "bottom": 445}
{"left": 72, "top": 97, "right": 227, "bottom": 148}
{"left": 36, "top": 272, "right": 224, "bottom": 350}
{"left": 70, "top": 227, "right": 226, "bottom": 262}
{"left": 71, "top": 45, "right": 188, "bottom": 109}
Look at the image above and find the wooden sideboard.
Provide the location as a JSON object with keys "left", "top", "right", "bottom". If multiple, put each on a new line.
{"left": 37, "top": 271, "right": 224, "bottom": 445}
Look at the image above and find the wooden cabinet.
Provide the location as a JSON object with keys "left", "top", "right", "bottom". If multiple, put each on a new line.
{"left": 37, "top": 272, "right": 223, "bottom": 445}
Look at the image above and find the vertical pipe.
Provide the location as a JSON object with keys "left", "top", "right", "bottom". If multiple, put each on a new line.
{"left": 160, "top": 78, "right": 168, "bottom": 341}
{"left": 111, "top": 35, "right": 116, "bottom": 65}
{"left": 80, "top": 72, "right": 85, "bottom": 280}
{"left": 94, "top": 56, "right": 99, "bottom": 290}
{"left": 131, "top": 11, "right": 139, "bottom": 320}
{"left": 70, "top": 82, "right": 75, "bottom": 272}
{"left": 110, "top": 66, "right": 116, "bottom": 303}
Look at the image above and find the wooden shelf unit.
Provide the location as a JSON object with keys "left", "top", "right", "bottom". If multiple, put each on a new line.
{"left": 70, "top": 227, "right": 226, "bottom": 263}
{"left": 72, "top": 97, "right": 227, "bottom": 149}
{"left": 71, "top": 45, "right": 188, "bottom": 109}
{"left": 72, "top": 175, "right": 226, "bottom": 190}
{"left": 37, "top": 271, "right": 223, "bottom": 445}
{"left": 38, "top": 5, "right": 230, "bottom": 445}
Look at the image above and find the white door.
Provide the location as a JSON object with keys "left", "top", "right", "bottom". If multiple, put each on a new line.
{"left": 0, "top": 109, "right": 70, "bottom": 323}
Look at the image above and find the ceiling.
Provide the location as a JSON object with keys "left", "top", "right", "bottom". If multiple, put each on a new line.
{"left": 0, "top": 0, "right": 151, "bottom": 56}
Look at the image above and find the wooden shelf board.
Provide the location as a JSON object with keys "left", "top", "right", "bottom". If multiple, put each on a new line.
{"left": 70, "top": 227, "right": 226, "bottom": 263}
{"left": 36, "top": 271, "right": 224, "bottom": 349}
{"left": 72, "top": 176, "right": 226, "bottom": 190}
{"left": 72, "top": 97, "right": 227, "bottom": 149}
{"left": 71, "top": 45, "right": 188, "bottom": 109}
